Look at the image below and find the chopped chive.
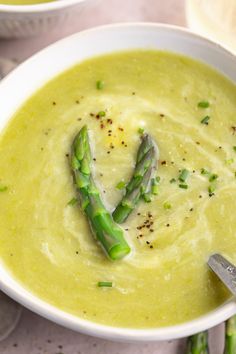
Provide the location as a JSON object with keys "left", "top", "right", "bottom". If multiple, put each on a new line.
{"left": 201, "top": 116, "right": 210, "bottom": 125}
{"left": 138, "top": 127, "right": 144, "bottom": 135}
{"left": 178, "top": 169, "right": 189, "bottom": 182}
{"left": 226, "top": 158, "right": 234, "bottom": 165}
{"left": 179, "top": 183, "right": 188, "bottom": 189}
{"left": 67, "top": 197, "right": 77, "bottom": 206}
{"left": 198, "top": 101, "right": 210, "bottom": 108}
{"left": 201, "top": 168, "right": 210, "bottom": 176}
{"left": 208, "top": 184, "right": 216, "bottom": 195}
{"left": 163, "top": 202, "right": 172, "bottom": 210}
{"left": 97, "top": 281, "right": 112, "bottom": 287}
{"left": 151, "top": 177, "right": 160, "bottom": 195}
{"left": 170, "top": 178, "right": 176, "bottom": 184}
{"left": 233, "top": 146, "right": 236, "bottom": 152}
{"left": 96, "top": 80, "right": 104, "bottom": 90}
{"left": 151, "top": 185, "right": 159, "bottom": 195}
{"left": 116, "top": 181, "right": 126, "bottom": 190}
{"left": 98, "top": 111, "right": 106, "bottom": 117}
{"left": 151, "top": 183, "right": 159, "bottom": 195}
{"left": 209, "top": 173, "right": 218, "bottom": 182}
{"left": 143, "top": 193, "right": 152, "bottom": 203}
{"left": 0, "top": 185, "right": 7, "bottom": 192}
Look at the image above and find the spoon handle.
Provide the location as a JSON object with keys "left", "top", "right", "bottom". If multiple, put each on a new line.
{"left": 208, "top": 254, "right": 236, "bottom": 295}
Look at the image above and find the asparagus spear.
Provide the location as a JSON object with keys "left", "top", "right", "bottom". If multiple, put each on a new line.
{"left": 224, "top": 315, "right": 236, "bottom": 354}
{"left": 186, "top": 332, "right": 209, "bottom": 354}
{"left": 71, "top": 125, "right": 131, "bottom": 260}
{"left": 112, "top": 134, "right": 158, "bottom": 223}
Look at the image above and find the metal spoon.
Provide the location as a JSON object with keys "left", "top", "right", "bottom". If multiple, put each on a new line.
{"left": 208, "top": 253, "right": 236, "bottom": 295}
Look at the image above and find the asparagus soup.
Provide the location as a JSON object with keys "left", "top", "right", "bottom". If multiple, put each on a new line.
{"left": 0, "top": 51, "right": 236, "bottom": 328}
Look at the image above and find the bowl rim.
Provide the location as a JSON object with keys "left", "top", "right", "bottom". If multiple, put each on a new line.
{"left": 0, "top": 0, "right": 89, "bottom": 13}
{"left": 0, "top": 22, "right": 236, "bottom": 342}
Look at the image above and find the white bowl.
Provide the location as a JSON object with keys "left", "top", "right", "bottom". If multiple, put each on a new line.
{"left": 0, "top": 0, "right": 92, "bottom": 38}
{"left": 0, "top": 23, "right": 236, "bottom": 342}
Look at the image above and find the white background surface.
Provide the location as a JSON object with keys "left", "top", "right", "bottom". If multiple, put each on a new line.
{"left": 0, "top": 0, "right": 225, "bottom": 352}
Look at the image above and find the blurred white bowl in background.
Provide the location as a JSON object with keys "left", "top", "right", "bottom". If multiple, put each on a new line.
{"left": 186, "top": 0, "right": 236, "bottom": 54}
{"left": 0, "top": 0, "right": 93, "bottom": 38}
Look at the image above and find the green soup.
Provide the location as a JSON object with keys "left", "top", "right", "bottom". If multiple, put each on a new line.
{"left": 0, "top": 51, "right": 236, "bottom": 329}
{"left": 0, "top": 0, "right": 54, "bottom": 4}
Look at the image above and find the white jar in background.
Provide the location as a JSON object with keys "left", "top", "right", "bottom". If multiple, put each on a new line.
{"left": 186, "top": 0, "right": 236, "bottom": 53}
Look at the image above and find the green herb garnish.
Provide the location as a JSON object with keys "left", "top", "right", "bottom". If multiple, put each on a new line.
{"left": 151, "top": 177, "right": 160, "bottom": 195}
{"left": 98, "top": 111, "right": 106, "bottom": 117}
{"left": 0, "top": 185, "right": 7, "bottom": 192}
{"left": 67, "top": 197, "right": 77, "bottom": 206}
{"left": 178, "top": 169, "right": 189, "bottom": 182}
{"left": 201, "top": 116, "right": 210, "bottom": 125}
{"left": 96, "top": 80, "right": 104, "bottom": 90}
{"left": 208, "top": 184, "right": 216, "bottom": 195}
{"left": 233, "top": 146, "right": 236, "bottom": 152}
{"left": 170, "top": 178, "right": 176, "bottom": 184}
{"left": 151, "top": 182, "right": 159, "bottom": 196}
{"left": 226, "top": 158, "right": 234, "bottom": 165}
{"left": 143, "top": 193, "right": 152, "bottom": 203}
{"left": 163, "top": 202, "right": 172, "bottom": 210}
{"left": 98, "top": 281, "right": 112, "bottom": 287}
{"left": 201, "top": 168, "right": 210, "bottom": 176}
{"left": 138, "top": 127, "right": 144, "bottom": 135}
{"left": 116, "top": 181, "right": 126, "bottom": 190}
{"left": 179, "top": 183, "right": 188, "bottom": 189}
{"left": 209, "top": 173, "right": 218, "bottom": 182}
{"left": 198, "top": 101, "right": 210, "bottom": 108}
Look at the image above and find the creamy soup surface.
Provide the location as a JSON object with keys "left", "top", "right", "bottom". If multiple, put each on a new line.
{"left": 0, "top": 51, "right": 236, "bottom": 328}
{"left": 0, "top": 0, "right": 54, "bottom": 4}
